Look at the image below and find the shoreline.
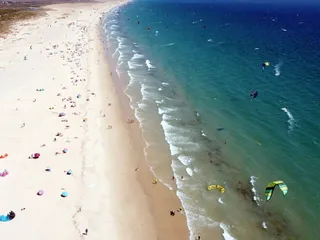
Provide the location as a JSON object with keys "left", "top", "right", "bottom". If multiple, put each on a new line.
{"left": 98, "top": 4, "right": 190, "bottom": 239}
{"left": 101, "top": 22, "right": 190, "bottom": 240}
{"left": 0, "top": 1, "right": 189, "bottom": 239}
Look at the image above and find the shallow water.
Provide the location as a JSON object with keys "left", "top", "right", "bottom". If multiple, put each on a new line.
{"left": 102, "top": 1, "right": 320, "bottom": 239}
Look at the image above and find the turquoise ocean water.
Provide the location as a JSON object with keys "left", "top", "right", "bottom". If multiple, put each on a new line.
{"left": 102, "top": 1, "right": 320, "bottom": 239}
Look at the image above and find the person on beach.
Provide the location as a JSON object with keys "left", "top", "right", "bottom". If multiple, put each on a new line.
{"left": 83, "top": 228, "right": 88, "bottom": 235}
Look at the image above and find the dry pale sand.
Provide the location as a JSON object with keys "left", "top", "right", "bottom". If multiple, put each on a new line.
{"left": 0, "top": 1, "right": 188, "bottom": 239}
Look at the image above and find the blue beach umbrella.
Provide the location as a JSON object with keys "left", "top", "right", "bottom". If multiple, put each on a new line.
{"left": 0, "top": 211, "right": 15, "bottom": 222}
{"left": 61, "top": 191, "right": 68, "bottom": 198}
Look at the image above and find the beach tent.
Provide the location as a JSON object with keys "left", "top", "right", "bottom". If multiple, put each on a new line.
{"left": 37, "top": 190, "right": 44, "bottom": 196}
{"left": 0, "top": 153, "right": 8, "bottom": 159}
{"left": 0, "top": 169, "right": 9, "bottom": 177}
{"left": 0, "top": 211, "right": 15, "bottom": 222}
{"left": 61, "top": 191, "right": 68, "bottom": 198}
{"left": 31, "top": 153, "right": 40, "bottom": 159}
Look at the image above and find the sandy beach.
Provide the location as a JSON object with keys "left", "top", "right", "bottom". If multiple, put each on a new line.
{"left": 0, "top": 1, "right": 188, "bottom": 239}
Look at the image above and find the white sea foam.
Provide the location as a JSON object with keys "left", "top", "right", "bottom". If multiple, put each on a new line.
{"left": 128, "top": 53, "right": 145, "bottom": 70}
{"left": 201, "top": 130, "right": 206, "bottom": 137}
{"left": 161, "top": 82, "right": 169, "bottom": 86}
{"left": 128, "top": 61, "right": 144, "bottom": 70}
{"left": 192, "top": 19, "right": 203, "bottom": 24}
{"left": 110, "top": 30, "right": 117, "bottom": 36}
{"left": 274, "top": 61, "right": 283, "bottom": 76}
{"left": 186, "top": 167, "right": 193, "bottom": 176}
{"left": 158, "top": 88, "right": 162, "bottom": 91}
{"left": 112, "top": 47, "right": 119, "bottom": 58}
{"left": 281, "top": 107, "right": 295, "bottom": 132}
{"left": 160, "top": 120, "right": 200, "bottom": 157}
{"left": 156, "top": 99, "right": 164, "bottom": 105}
{"left": 218, "top": 197, "right": 224, "bottom": 204}
{"left": 115, "top": 68, "right": 120, "bottom": 78}
{"left": 127, "top": 71, "right": 140, "bottom": 84}
{"left": 158, "top": 106, "right": 179, "bottom": 115}
{"left": 313, "top": 140, "right": 320, "bottom": 147}
{"left": 145, "top": 59, "right": 156, "bottom": 70}
{"left": 110, "top": 24, "right": 119, "bottom": 30}
{"left": 176, "top": 190, "right": 219, "bottom": 240}
{"left": 132, "top": 53, "right": 144, "bottom": 60}
{"left": 140, "top": 83, "right": 155, "bottom": 101}
{"left": 261, "top": 221, "right": 268, "bottom": 229}
{"left": 162, "top": 113, "right": 176, "bottom": 121}
{"left": 108, "top": 19, "right": 117, "bottom": 24}
{"left": 160, "top": 42, "right": 175, "bottom": 47}
{"left": 220, "top": 223, "right": 236, "bottom": 240}
{"left": 250, "top": 176, "right": 261, "bottom": 205}
{"left": 168, "top": 144, "right": 180, "bottom": 156}
{"left": 177, "top": 155, "right": 193, "bottom": 166}
{"left": 118, "top": 60, "right": 125, "bottom": 67}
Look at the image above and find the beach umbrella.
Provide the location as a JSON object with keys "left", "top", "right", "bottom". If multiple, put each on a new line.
{"left": 66, "top": 170, "right": 72, "bottom": 175}
{"left": 0, "top": 169, "right": 8, "bottom": 177}
{"left": 37, "top": 190, "right": 44, "bottom": 196}
{"left": 61, "top": 191, "right": 68, "bottom": 198}
{"left": 0, "top": 211, "right": 15, "bottom": 222}
{"left": 32, "top": 153, "right": 40, "bottom": 159}
{"left": 0, "top": 153, "right": 8, "bottom": 159}
{"left": 58, "top": 112, "right": 66, "bottom": 117}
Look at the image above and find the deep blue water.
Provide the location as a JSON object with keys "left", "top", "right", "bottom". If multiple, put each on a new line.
{"left": 103, "top": 1, "right": 320, "bottom": 239}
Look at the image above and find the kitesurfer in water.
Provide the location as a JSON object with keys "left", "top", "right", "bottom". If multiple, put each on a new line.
{"left": 250, "top": 90, "right": 258, "bottom": 100}
{"left": 261, "top": 61, "right": 270, "bottom": 70}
